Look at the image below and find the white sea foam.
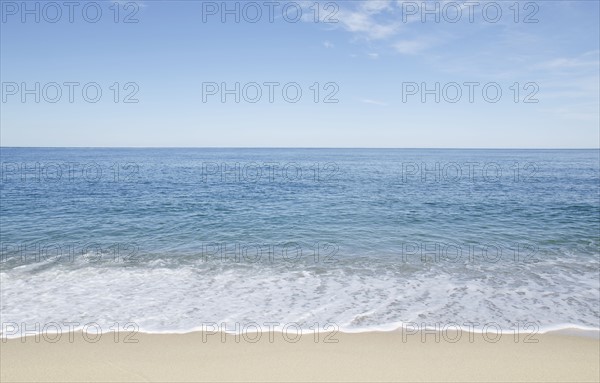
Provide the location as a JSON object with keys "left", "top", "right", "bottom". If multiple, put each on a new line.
{"left": 1, "top": 254, "right": 598, "bottom": 339}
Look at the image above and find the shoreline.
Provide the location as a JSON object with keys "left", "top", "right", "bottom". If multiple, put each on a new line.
{"left": 2, "top": 323, "right": 599, "bottom": 340}
{"left": 2, "top": 329, "right": 599, "bottom": 382}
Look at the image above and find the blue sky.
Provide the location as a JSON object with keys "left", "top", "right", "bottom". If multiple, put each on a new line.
{"left": 1, "top": 0, "right": 599, "bottom": 147}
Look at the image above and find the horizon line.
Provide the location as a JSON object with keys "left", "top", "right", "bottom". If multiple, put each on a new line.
{"left": 0, "top": 146, "right": 599, "bottom": 150}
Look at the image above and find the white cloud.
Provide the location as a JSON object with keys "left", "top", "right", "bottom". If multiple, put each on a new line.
{"left": 392, "top": 39, "right": 430, "bottom": 55}
{"left": 323, "top": 41, "right": 335, "bottom": 49}
{"left": 336, "top": 5, "right": 400, "bottom": 40}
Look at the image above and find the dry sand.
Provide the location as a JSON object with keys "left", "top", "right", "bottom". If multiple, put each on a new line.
{"left": 1, "top": 330, "right": 599, "bottom": 382}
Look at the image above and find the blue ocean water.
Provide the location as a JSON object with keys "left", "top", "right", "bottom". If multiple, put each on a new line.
{"left": 1, "top": 148, "right": 599, "bottom": 334}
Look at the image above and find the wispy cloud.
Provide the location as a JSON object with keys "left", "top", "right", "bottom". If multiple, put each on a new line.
{"left": 538, "top": 51, "right": 600, "bottom": 70}
{"left": 360, "top": 0, "right": 395, "bottom": 14}
{"left": 323, "top": 41, "right": 335, "bottom": 49}
{"left": 392, "top": 39, "right": 431, "bottom": 55}
{"left": 338, "top": 11, "right": 399, "bottom": 39}
{"left": 335, "top": 1, "right": 400, "bottom": 40}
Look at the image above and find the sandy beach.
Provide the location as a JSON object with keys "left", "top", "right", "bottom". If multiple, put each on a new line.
{"left": 1, "top": 329, "right": 598, "bottom": 382}
{"left": 3, "top": 0, "right": 600, "bottom": 380}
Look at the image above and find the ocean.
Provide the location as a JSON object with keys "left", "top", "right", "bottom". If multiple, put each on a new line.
{"left": 1, "top": 148, "right": 599, "bottom": 336}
